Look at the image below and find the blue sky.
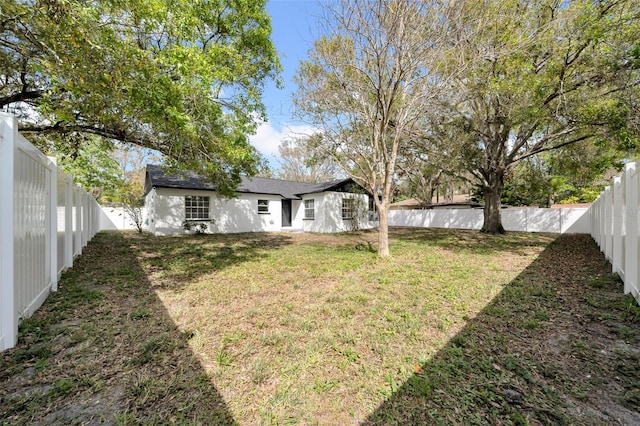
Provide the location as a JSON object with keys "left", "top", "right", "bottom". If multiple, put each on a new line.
{"left": 248, "top": 0, "right": 325, "bottom": 167}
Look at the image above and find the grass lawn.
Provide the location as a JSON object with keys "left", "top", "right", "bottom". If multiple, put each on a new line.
{"left": 1, "top": 228, "right": 639, "bottom": 425}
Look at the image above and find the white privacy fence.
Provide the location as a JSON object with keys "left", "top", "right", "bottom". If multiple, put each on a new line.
{"left": 100, "top": 206, "right": 147, "bottom": 231}
{"left": 1, "top": 114, "right": 101, "bottom": 352}
{"left": 590, "top": 161, "right": 640, "bottom": 304}
{"left": 388, "top": 207, "right": 591, "bottom": 234}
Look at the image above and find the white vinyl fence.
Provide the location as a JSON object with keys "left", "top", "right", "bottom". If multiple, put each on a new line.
{"left": 0, "top": 114, "right": 101, "bottom": 351}
{"left": 590, "top": 161, "right": 640, "bottom": 304}
{"left": 389, "top": 207, "right": 591, "bottom": 234}
{"left": 100, "top": 206, "right": 147, "bottom": 231}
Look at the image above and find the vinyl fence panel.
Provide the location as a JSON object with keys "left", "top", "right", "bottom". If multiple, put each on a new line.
{"left": 0, "top": 114, "right": 102, "bottom": 351}
{"left": 613, "top": 177, "right": 624, "bottom": 278}
{"left": 590, "top": 160, "right": 640, "bottom": 305}
{"left": 0, "top": 114, "right": 17, "bottom": 350}
{"left": 390, "top": 208, "right": 588, "bottom": 234}
{"left": 13, "top": 131, "right": 53, "bottom": 322}
{"left": 624, "top": 162, "right": 638, "bottom": 297}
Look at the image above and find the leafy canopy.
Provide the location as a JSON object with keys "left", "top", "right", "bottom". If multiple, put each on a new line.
{"left": 423, "top": 0, "right": 640, "bottom": 232}
{"left": 1, "top": 0, "right": 280, "bottom": 194}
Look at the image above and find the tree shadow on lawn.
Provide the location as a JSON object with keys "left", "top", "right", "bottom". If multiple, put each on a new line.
{"left": 364, "top": 233, "right": 640, "bottom": 425}
{"left": 126, "top": 231, "right": 294, "bottom": 289}
{"left": 0, "top": 231, "right": 254, "bottom": 424}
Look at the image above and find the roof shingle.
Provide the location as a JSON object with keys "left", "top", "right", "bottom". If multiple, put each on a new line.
{"left": 145, "top": 164, "right": 355, "bottom": 199}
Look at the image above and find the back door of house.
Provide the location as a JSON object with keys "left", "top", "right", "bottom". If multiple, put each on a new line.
{"left": 282, "top": 199, "right": 292, "bottom": 227}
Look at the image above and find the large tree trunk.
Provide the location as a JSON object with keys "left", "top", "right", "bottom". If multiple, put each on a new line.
{"left": 377, "top": 204, "right": 390, "bottom": 257}
{"left": 481, "top": 172, "right": 506, "bottom": 234}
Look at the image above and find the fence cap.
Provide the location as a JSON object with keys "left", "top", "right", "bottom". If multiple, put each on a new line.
{"left": 550, "top": 203, "right": 591, "bottom": 209}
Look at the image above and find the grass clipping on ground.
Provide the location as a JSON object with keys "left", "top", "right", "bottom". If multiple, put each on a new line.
{"left": 1, "top": 228, "right": 639, "bottom": 425}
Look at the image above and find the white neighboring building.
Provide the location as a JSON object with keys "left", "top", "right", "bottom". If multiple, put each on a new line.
{"left": 143, "top": 165, "right": 378, "bottom": 236}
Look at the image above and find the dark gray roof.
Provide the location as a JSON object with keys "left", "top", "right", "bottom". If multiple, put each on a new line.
{"left": 145, "top": 164, "right": 357, "bottom": 199}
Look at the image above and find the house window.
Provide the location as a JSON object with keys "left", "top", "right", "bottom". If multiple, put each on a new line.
{"left": 258, "top": 199, "right": 269, "bottom": 214}
{"left": 185, "top": 195, "right": 209, "bottom": 220}
{"left": 342, "top": 198, "right": 354, "bottom": 220}
{"left": 304, "top": 199, "right": 315, "bottom": 220}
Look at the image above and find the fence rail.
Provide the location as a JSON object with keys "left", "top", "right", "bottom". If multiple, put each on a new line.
{"left": 1, "top": 114, "right": 101, "bottom": 352}
{"left": 590, "top": 161, "right": 640, "bottom": 304}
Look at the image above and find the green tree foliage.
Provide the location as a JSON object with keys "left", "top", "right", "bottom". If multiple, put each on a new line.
{"left": 498, "top": 158, "right": 554, "bottom": 207}
{"left": 395, "top": 153, "right": 444, "bottom": 208}
{"left": 55, "top": 137, "right": 124, "bottom": 202}
{"left": 476, "top": 140, "right": 633, "bottom": 207}
{"left": 431, "top": 0, "right": 640, "bottom": 233}
{"left": 395, "top": 139, "right": 473, "bottom": 207}
{"left": 0, "top": 0, "right": 280, "bottom": 194}
{"left": 524, "top": 143, "right": 629, "bottom": 205}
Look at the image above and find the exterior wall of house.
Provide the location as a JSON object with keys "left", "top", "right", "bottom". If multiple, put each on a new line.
{"left": 144, "top": 189, "right": 157, "bottom": 235}
{"left": 150, "top": 187, "right": 285, "bottom": 235}
{"left": 151, "top": 188, "right": 189, "bottom": 235}
{"left": 147, "top": 187, "right": 378, "bottom": 235}
{"left": 291, "top": 199, "right": 304, "bottom": 230}
{"left": 301, "top": 192, "right": 378, "bottom": 233}
{"left": 210, "top": 192, "right": 282, "bottom": 233}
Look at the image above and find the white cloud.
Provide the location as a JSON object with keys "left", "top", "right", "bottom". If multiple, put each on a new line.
{"left": 249, "top": 120, "right": 317, "bottom": 159}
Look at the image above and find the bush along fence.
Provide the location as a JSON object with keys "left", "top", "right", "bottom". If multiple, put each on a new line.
{"left": 0, "top": 114, "right": 102, "bottom": 352}
{"left": 590, "top": 160, "right": 640, "bottom": 305}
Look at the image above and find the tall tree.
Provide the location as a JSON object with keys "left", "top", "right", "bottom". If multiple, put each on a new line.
{"left": 276, "top": 135, "right": 341, "bottom": 183}
{"left": 395, "top": 151, "right": 444, "bottom": 208}
{"left": 110, "top": 144, "right": 160, "bottom": 203}
{"left": 56, "top": 136, "right": 123, "bottom": 201}
{"left": 478, "top": 140, "right": 632, "bottom": 208}
{"left": 434, "top": 0, "right": 639, "bottom": 233}
{"left": 294, "top": 0, "right": 457, "bottom": 256}
{"left": 1, "top": 0, "right": 280, "bottom": 194}
{"left": 110, "top": 145, "right": 158, "bottom": 232}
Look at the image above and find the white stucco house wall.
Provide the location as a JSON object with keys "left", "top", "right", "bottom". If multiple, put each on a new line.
{"left": 143, "top": 165, "right": 378, "bottom": 236}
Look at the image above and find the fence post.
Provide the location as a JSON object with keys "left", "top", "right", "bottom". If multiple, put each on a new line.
{"left": 612, "top": 177, "right": 624, "bottom": 277}
{"left": 0, "top": 114, "right": 17, "bottom": 350}
{"left": 48, "top": 157, "right": 58, "bottom": 292}
{"left": 82, "top": 192, "right": 89, "bottom": 247}
{"left": 597, "top": 197, "right": 602, "bottom": 245}
{"left": 74, "top": 185, "right": 82, "bottom": 256}
{"left": 94, "top": 199, "right": 99, "bottom": 236}
{"left": 88, "top": 195, "right": 93, "bottom": 239}
{"left": 593, "top": 196, "right": 601, "bottom": 246}
{"left": 600, "top": 197, "right": 604, "bottom": 245}
{"left": 591, "top": 200, "right": 596, "bottom": 239}
{"left": 93, "top": 198, "right": 98, "bottom": 236}
{"left": 65, "top": 174, "right": 73, "bottom": 269}
{"left": 625, "top": 161, "right": 638, "bottom": 296}
{"left": 606, "top": 186, "right": 614, "bottom": 263}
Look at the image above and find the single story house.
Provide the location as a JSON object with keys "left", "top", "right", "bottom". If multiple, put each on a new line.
{"left": 144, "top": 164, "right": 379, "bottom": 235}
